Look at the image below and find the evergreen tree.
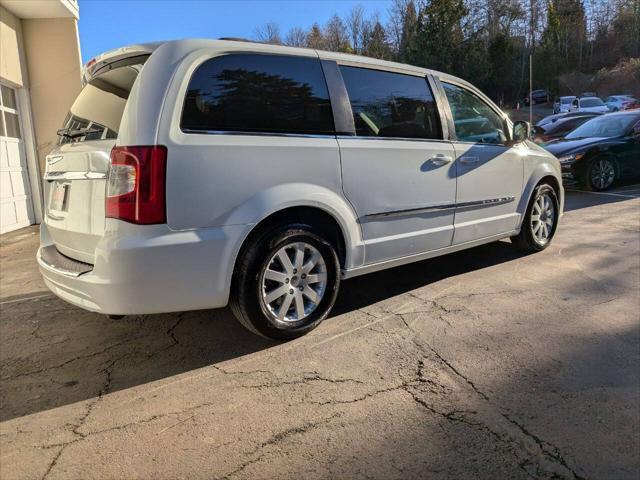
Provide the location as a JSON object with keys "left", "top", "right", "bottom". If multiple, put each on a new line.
{"left": 398, "top": 1, "right": 418, "bottom": 62}
{"left": 366, "top": 22, "right": 393, "bottom": 59}
{"left": 306, "top": 23, "right": 325, "bottom": 49}
{"left": 407, "top": 0, "right": 468, "bottom": 73}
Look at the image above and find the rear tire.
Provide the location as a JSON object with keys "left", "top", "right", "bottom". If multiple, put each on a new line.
{"left": 230, "top": 223, "right": 340, "bottom": 340}
{"left": 511, "top": 183, "right": 559, "bottom": 252}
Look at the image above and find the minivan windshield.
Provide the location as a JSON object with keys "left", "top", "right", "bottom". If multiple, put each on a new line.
{"left": 565, "top": 114, "right": 638, "bottom": 139}
{"left": 560, "top": 97, "right": 575, "bottom": 104}
{"left": 59, "top": 56, "right": 148, "bottom": 144}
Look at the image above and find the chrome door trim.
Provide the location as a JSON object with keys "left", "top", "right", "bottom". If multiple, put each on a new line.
{"left": 365, "top": 196, "right": 515, "bottom": 219}
{"left": 43, "top": 171, "right": 107, "bottom": 181}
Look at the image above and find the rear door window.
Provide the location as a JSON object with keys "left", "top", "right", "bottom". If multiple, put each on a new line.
{"left": 442, "top": 82, "right": 506, "bottom": 144}
{"left": 181, "top": 53, "right": 334, "bottom": 135}
{"left": 338, "top": 66, "right": 441, "bottom": 140}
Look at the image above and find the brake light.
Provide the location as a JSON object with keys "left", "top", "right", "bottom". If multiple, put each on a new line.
{"left": 106, "top": 146, "right": 167, "bottom": 224}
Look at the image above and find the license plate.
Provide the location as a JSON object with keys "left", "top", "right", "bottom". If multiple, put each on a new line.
{"left": 50, "top": 182, "right": 69, "bottom": 212}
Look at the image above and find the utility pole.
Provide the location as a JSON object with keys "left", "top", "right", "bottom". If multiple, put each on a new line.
{"left": 529, "top": 54, "right": 533, "bottom": 125}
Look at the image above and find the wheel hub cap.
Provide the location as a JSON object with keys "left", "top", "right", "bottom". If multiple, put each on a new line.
{"left": 260, "top": 242, "right": 327, "bottom": 323}
{"left": 530, "top": 193, "right": 555, "bottom": 245}
{"left": 591, "top": 159, "right": 614, "bottom": 190}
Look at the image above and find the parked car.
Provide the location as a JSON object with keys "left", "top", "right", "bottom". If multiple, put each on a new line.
{"left": 532, "top": 113, "right": 600, "bottom": 144}
{"left": 525, "top": 89, "right": 550, "bottom": 105}
{"left": 622, "top": 99, "right": 640, "bottom": 111}
{"left": 553, "top": 96, "right": 577, "bottom": 114}
{"left": 605, "top": 95, "right": 637, "bottom": 112}
{"left": 537, "top": 110, "right": 603, "bottom": 128}
{"left": 545, "top": 111, "right": 640, "bottom": 191}
{"left": 570, "top": 97, "right": 609, "bottom": 113}
{"left": 37, "top": 39, "right": 564, "bottom": 339}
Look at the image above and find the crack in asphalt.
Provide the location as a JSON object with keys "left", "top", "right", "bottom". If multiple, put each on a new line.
{"left": 1, "top": 338, "right": 131, "bottom": 382}
{"left": 40, "top": 352, "right": 127, "bottom": 480}
{"left": 221, "top": 412, "right": 343, "bottom": 479}
{"left": 14, "top": 290, "right": 587, "bottom": 480}
{"left": 387, "top": 306, "right": 586, "bottom": 480}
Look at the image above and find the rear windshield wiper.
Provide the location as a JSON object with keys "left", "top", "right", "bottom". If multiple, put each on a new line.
{"left": 56, "top": 127, "right": 102, "bottom": 139}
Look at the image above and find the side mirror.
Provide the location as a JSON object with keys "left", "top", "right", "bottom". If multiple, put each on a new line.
{"left": 511, "top": 120, "right": 531, "bottom": 144}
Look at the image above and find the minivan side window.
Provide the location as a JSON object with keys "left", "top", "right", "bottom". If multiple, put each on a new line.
{"left": 442, "top": 82, "right": 506, "bottom": 145}
{"left": 339, "top": 66, "right": 441, "bottom": 140}
{"left": 181, "top": 54, "right": 334, "bottom": 135}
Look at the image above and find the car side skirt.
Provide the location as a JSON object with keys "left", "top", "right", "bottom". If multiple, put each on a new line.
{"left": 342, "top": 229, "right": 518, "bottom": 279}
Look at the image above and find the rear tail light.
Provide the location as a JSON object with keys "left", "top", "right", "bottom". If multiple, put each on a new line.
{"left": 106, "top": 145, "right": 167, "bottom": 224}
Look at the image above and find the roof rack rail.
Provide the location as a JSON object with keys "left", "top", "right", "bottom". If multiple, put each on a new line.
{"left": 218, "top": 37, "right": 262, "bottom": 44}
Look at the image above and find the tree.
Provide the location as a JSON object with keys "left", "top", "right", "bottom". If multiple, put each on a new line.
{"left": 324, "top": 14, "right": 351, "bottom": 52}
{"left": 398, "top": 0, "right": 418, "bottom": 61}
{"left": 284, "top": 27, "right": 307, "bottom": 47}
{"left": 254, "top": 22, "right": 282, "bottom": 45}
{"left": 407, "top": 0, "right": 468, "bottom": 73}
{"left": 346, "top": 5, "right": 366, "bottom": 54}
{"left": 365, "top": 22, "right": 392, "bottom": 59}
{"left": 306, "top": 23, "right": 325, "bottom": 49}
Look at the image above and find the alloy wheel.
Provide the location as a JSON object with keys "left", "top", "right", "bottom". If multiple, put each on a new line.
{"left": 590, "top": 158, "right": 615, "bottom": 190}
{"left": 260, "top": 242, "right": 327, "bottom": 323}
{"left": 530, "top": 193, "right": 556, "bottom": 245}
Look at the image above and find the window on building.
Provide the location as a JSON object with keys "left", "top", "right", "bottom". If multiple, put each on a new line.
{"left": 0, "top": 85, "right": 21, "bottom": 139}
{"left": 182, "top": 54, "right": 334, "bottom": 135}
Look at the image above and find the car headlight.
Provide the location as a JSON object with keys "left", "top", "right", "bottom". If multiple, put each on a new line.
{"left": 558, "top": 153, "right": 584, "bottom": 163}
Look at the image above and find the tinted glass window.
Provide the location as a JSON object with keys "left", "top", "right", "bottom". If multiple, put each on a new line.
{"left": 60, "top": 58, "right": 147, "bottom": 144}
{"left": 443, "top": 82, "right": 506, "bottom": 144}
{"left": 182, "top": 54, "right": 334, "bottom": 135}
{"left": 339, "top": 66, "right": 441, "bottom": 139}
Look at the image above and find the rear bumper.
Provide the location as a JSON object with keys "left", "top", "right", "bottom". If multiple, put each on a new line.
{"left": 38, "top": 221, "right": 249, "bottom": 315}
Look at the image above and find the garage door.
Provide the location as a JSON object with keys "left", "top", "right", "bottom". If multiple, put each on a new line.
{"left": 1, "top": 84, "right": 34, "bottom": 234}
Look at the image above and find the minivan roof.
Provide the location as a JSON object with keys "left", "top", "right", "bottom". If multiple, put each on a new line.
{"left": 83, "top": 38, "right": 459, "bottom": 88}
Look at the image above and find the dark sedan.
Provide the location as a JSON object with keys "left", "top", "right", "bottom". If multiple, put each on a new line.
{"left": 545, "top": 111, "right": 640, "bottom": 191}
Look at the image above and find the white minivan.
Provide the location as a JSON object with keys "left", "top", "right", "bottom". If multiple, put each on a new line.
{"left": 38, "top": 40, "right": 563, "bottom": 339}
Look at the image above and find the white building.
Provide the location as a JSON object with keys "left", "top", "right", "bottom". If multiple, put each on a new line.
{"left": 0, "top": 0, "right": 82, "bottom": 233}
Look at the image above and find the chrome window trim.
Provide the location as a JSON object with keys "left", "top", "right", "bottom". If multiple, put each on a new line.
{"left": 337, "top": 135, "right": 452, "bottom": 144}
{"left": 366, "top": 196, "right": 515, "bottom": 219}
{"left": 181, "top": 129, "right": 337, "bottom": 139}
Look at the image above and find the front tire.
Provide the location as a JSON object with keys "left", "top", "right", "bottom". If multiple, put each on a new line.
{"left": 511, "top": 183, "right": 559, "bottom": 252}
{"left": 230, "top": 224, "right": 340, "bottom": 340}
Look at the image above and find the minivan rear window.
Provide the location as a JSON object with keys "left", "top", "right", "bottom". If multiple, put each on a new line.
{"left": 59, "top": 56, "right": 148, "bottom": 144}
{"left": 181, "top": 53, "right": 334, "bottom": 135}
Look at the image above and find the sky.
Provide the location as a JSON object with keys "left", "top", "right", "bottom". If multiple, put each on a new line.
{"left": 78, "top": 0, "right": 393, "bottom": 63}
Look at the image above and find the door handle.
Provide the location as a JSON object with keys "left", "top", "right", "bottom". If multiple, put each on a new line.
{"left": 429, "top": 154, "right": 453, "bottom": 166}
{"left": 460, "top": 156, "right": 481, "bottom": 164}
